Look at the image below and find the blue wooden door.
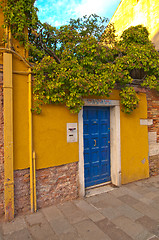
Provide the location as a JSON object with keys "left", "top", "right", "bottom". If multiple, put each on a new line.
{"left": 83, "top": 106, "right": 110, "bottom": 188}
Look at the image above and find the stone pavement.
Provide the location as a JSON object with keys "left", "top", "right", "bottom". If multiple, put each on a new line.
{"left": 1, "top": 176, "right": 159, "bottom": 240}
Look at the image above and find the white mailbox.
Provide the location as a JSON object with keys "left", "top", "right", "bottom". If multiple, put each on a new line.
{"left": 67, "top": 123, "right": 77, "bottom": 143}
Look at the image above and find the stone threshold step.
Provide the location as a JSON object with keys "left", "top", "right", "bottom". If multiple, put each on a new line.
{"left": 85, "top": 182, "right": 115, "bottom": 197}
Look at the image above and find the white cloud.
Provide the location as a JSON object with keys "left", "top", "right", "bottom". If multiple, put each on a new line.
{"left": 74, "top": 0, "right": 121, "bottom": 18}
{"left": 35, "top": 0, "right": 121, "bottom": 26}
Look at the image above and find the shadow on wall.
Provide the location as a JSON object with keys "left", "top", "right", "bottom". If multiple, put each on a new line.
{"left": 152, "top": 31, "right": 159, "bottom": 51}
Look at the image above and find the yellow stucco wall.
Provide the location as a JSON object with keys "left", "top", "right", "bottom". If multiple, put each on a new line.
{"left": 13, "top": 61, "right": 29, "bottom": 170}
{"left": 120, "top": 93, "right": 149, "bottom": 184}
{"left": 11, "top": 65, "right": 79, "bottom": 170}
{"left": 13, "top": 83, "right": 149, "bottom": 183}
{"left": 33, "top": 105, "right": 79, "bottom": 169}
{"left": 111, "top": 0, "right": 159, "bottom": 50}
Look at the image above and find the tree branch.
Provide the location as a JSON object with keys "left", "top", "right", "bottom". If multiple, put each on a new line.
{"left": 39, "top": 31, "right": 61, "bottom": 64}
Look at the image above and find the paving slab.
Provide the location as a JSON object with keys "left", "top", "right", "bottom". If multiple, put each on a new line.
{"left": 152, "top": 182, "right": 159, "bottom": 188}
{"left": 74, "top": 219, "right": 110, "bottom": 240}
{"left": 121, "top": 186, "right": 144, "bottom": 201}
{"left": 153, "top": 197, "right": 159, "bottom": 204}
{"left": 111, "top": 215, "right": 145, "bottom": 239}
{"left": 27, "top": 221, "right": 58, "bottom": 240}
{"left": 133, "top": 202, "right": 159, "bottom": 220}
{"left": 86, "top": 192, "right": 110, "bottom": 205}
{"left": 135, "top": 181, "right": 149, "bottom": 187}
{"left": 49, "top": 217, "right": 76, "bottom": 236}
{"left": 88, "top": 192, "right": 124, "bottom": 209}
{"left": 0, "top": 233, "right": 3, "bottom": 240}
{"left": 42, "top": 205, "right": 64, "bottom": 222}
{"left": 74, "top": 199, "right": 106, "bottom": 222}
{"left": 2, "top": 217, "right": 27, "bottom": 235}
{"left": 151, "top": 227, "right": 159, "bottom": 238}
{"left": 57, "top": 201, "right": 88, "bottom": 224}
{"left": 152, "top": 202, "right": 159, "bottom": 211}
{"left": 74, "top": 199, "right": 97, "bottom": 215}
{"left": 87, "top": 211, "right": 105, "bottom": 222}
{"left": 144, "top": 191, "right": 159, "bottom": 200}
{"left": 0, "top": 228, "right": 3, "bottom": 240}
{"left": 3, "top": 229, "right": 32, "bottom": 240}
{"left": 149, "top": 237, "right": 159, "bottom": 240}
{"left": 134, "top": 185, "right": 156, "bottom": 195}
{"left": 134, "top": 230, "right": 155, "bottom": 240}
{"left": 109, "top": 186, "right": 129, "bottom": 197}
{"left": 96, "top": 217, "right": 133, "bottom": 240}
{"left": 25, "top": 208, "right": 59, "bottom": 240}
{"left": 125, "top": 183, "right": 143, "bottom": 192}
{"left": 58, "top": 231, "right": 82, "bottom": 240}
{"left": 136, "top": 216, "right": 159, "bottom": 232}
{"left": 118, "top": 194, "right": 140, "bottom": 206}
{"left": 98, "top": 206, "right": 121, "bottom": 220}
{"left": 117, "top": 204, "right": 144, "bottom": 221}
{"left": 43, "top": 204, "right": 77, "bottom": 236}
{"left": 87, "top": 198, "right": 110, "bottom": 209}
{"left": 25, "top": 212, "right": 45, "bottom": 226}
{"left": 144, "top": 185, "right": 159, "bottom": 192}
{"left": 139, "top": 197, "right": 153, "bottom": 205}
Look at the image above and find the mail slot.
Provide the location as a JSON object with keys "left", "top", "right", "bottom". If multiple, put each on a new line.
{"left": 67, "top": 123, "right": 77, "bottom": 142}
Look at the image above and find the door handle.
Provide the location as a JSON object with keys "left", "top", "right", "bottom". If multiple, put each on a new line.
{"left": 94, "top": 139, "right": 96, "bottom": 147}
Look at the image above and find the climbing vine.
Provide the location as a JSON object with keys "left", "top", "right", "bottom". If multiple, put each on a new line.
{"left": 0, "top": 0, "right": 38, "bottom": 44}
{"left": 0, "top": 0, "right": 159, "bottom": 114}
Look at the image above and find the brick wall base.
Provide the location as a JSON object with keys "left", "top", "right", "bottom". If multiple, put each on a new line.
{"left": 14, "top": 169, "right": 30, "bottom": 215}
{"left": 146, "top": 89, "right": 159, "bottom": 176}
{"left": 14, "top": 162, "right": 79, "bottom": 215}
{"left": 0, "top": 64, "right": 4, "bottom": 218}
{"left": 147, "top": 90, "right": 159, "bottom": 142}
{"left": 149, "top": 155, "right": 159, "bottom": 176}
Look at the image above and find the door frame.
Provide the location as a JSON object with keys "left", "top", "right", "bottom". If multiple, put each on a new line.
{"left": 78, "top": 99, "right": 121, "bottom": 197}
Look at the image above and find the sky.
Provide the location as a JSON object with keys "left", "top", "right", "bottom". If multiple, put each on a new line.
{"left": 35, "top": 0, "right": 121, "bottom": 27}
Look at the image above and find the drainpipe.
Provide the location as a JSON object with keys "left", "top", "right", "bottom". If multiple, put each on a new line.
{"left": 3, "top": 23, "right": 14, "bottom": 220}
{"left": 29, "top": 70, "right": 37, "bottom": 213}
{"left": 3, "top": 52, "right": 14, "bottom": 221}
{"left": 28, "top": 68, "right": 34, "bottom": 213}
{"left": 33, "top": 150, "right": 37, "bottom": 212}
